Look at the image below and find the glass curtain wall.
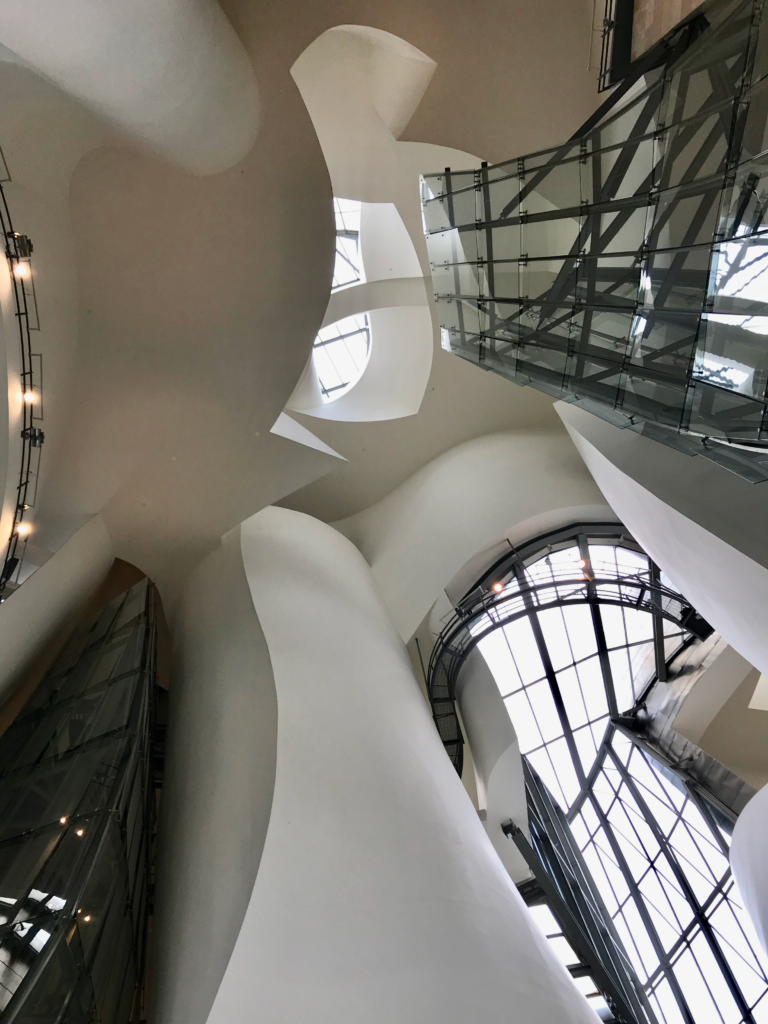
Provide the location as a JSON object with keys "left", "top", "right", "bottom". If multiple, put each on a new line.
{"left": 421, "top": 0, "right": 768, "bottom": 482}
{"left": 427, "top": 526, "right": 768, "bottom": 1024}
{"left": 0, "top": 579, "right": 156, "bottom": 1023}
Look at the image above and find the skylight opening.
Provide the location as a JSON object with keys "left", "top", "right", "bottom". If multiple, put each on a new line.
{"left": 313, "top": 313, "right": 371, "bottom": 402}
{"left": 332, "top": 198, "right": 364, "bottom": 291}
{"left": 465, "top": 528, "right": 768, "bottom": 1024}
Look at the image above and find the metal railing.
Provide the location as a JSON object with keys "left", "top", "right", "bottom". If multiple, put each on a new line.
{"left": 0, "top": 145, "right": 43, "bottom": 599}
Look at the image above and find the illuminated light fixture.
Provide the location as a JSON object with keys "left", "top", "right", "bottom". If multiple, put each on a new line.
{"left": 76, "top": 828, "right": 84, "bottom": 837}
{"left": 13, "top": 262, "right": 29, "bottom": 279}
{"left": 23, "top": 391, "right": 35, "bottom": 404}
{"left": 578, "top": 558, "right": 587, "bottom": 568}
{"left": 16, "top": 522, "right": 30, "bottom": 536}
{"left": 59, "top": 817, "right": 67, "bottom": 824}
{"left": 77, "top": 909, "right": 82, "bottom": 915}
{"left": 83, "top": 915, "right": 91, "bottom": 922}
{"left": 492, "top": 582, "right": 504, "bottom": 593}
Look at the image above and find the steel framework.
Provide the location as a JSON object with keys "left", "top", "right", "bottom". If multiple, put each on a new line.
{"left": 0, "top": 147, "right": 43, "bottom": 598}
{"left": 0, "top": 579, "right": 157, "bottom": 1023}
{"left": 421, "top": 0, "right": 768, "bottom": 482}
{"left": 426, "top": 524, "right": 768, "bottom": 1023}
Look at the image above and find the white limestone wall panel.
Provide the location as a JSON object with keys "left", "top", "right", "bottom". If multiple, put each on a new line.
{"left": 0, "top": 0, "right": 260, "bottom": 175}
{"left": 730, "top": 784, "right": 768, "bottom": 957}
{"left": 0, "top": 514, "right": 113, "bottom": 703}
{"left": 456, "top": 648, "right": 531, "bottom": 883}
{"left": 334, "top": 430, "right": 606, "bottom": 641}
{"left": 152, "top": 527, "right": 278, "bottom": 1024}
{"left": 203, "top": 505, "right": 598, "bottom": 1024}
{"left": 560, "top": 417, "right": 768, "bottom": 677}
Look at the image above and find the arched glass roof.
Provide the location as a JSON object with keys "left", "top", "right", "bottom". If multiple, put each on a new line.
{"left": 427, "top": 525, "right": 768, "bottom": 1024}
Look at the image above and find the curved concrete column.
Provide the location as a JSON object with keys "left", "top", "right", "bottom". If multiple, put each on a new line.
{"left": 334, "top": 430, "right": 607, "bottom": 641}
{"left": 730, "top": 785, "right": 768, "bottom": 956}
{"left": 200, "top": 505, "right": 597, "bottom": 1024}
{"left": 152, "top": 527, "right": 278, "bottom": 1024}
{"left": 456, "top": 648, "right": 531, "bottom": 883}
{"left": 0, "top": 0, "right": 260, "bottom": 174}
{"left": 0, "top": 514, "right": 113, "bottom": 703}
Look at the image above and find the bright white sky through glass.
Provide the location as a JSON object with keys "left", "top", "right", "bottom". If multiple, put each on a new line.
{"left": 478, "top": 543, "right": 685, "bottom": 811}
{"left": 313, "top": 313, "right": 371, "bottom": 402}
{"left": 332, "top": 198, "right": 364, "bottom": 291}
{"left": 474, "top": 537, "right": 768, "bottom": 1023}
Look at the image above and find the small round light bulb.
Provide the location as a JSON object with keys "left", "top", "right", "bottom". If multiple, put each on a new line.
{"left": 23, "top": 391, "right": 35, "bottom": 404}
{"left": 492, "top": 582, "right": 504, "bottom": 593}
{"left": 13, "top": 263, "right": 29, "bottom": 279}
{"left": 16, "top": 523, "right": 30, "bottom": 536}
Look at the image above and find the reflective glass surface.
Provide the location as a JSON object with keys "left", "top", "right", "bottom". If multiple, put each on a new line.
{"left": 422, "top": 0, "right": 768, "bottom": 481}
{"left": 0, "top": 580, "right": 156, "bottom": 1021}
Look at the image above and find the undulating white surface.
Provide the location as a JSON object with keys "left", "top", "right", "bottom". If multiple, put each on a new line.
{"left": 201, "top": 505, "right": 598, "bottom": 1024}
{"left": 562, "top": 421, "right": 768, "bottom": 677}
{"left": 749, "top": 674, "right": 768, "bottom": 711}
{"left": 334, "top": 430, "right": 606, "bottom": 641}
{"left": 359, "top": 202, "right": 423, "bottom": 282}
{"left": 152, "top": 528, "right": 278, "bottom": 1024}
{"left": 731, "top": 784, "right": 768, "bottom": 956}
{"left": 269, "top": 412, "right": 345, "bottom": 459}
{"left": 0, "top": 514, "right": 112, "bottom": 702}
{"left": 0, "top": 0, "right": 260, "bottom": 174}
{"left": 455, "top": 647, "right": 531, "bottom": 883}
{"left": 672, "top": 644, "right": 757, "bottom": 744}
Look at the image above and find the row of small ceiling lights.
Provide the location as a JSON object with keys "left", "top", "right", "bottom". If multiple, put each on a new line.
{"left": 1, "top": 203, "right": 43, "bottom": 596}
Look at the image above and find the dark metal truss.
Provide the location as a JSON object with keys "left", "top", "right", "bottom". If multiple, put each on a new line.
{"left": 0, "top": 580, "right": 158, "bottom": 1023}
{"left": 421, "top": 0, "right": 768, "bottom": 482}
{"left": 0, "top": 148, "right": 43, "bottom": 598}
{"left": 426, "top": 523, "right": 710, "bottom": 775}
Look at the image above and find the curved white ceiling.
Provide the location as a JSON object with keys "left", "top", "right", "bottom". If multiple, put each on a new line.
{"left": 0, "top": 0, "right": 260, "bottom": 174}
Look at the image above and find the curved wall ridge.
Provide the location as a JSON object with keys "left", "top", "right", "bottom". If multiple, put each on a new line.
{"left": 333, "top": 430, "right": 607, "bottom": 641}
{"left": 152, "top": 527, "right": 278, "bottom": 1024}
{"left": 197, "top": 504, "right": 599, "bottom": 1024}
{"left": 731, "top": 784, "right": 768, "bottom": 958}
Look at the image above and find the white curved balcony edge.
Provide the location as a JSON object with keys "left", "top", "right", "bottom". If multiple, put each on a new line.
{"left": 0, "top": 0, "right": 260, "bottom": 175}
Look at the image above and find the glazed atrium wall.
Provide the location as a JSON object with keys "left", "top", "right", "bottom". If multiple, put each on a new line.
{"left": 422, "top": 0, "right": 768, "bottom": 482}
{"left": 427, "top": 524, "right": 768, "bottom": 1024}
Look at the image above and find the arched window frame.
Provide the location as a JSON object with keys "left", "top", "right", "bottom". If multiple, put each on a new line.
{"left": 427, "top": 523, "right": 768, "bottom": 1024}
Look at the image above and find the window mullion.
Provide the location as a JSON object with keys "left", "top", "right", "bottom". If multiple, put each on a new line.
{"left": 514, "top": 563, "right": 586, "bottom": 788}
{"left": 586, "top": 788, "right": 696, "bottom": 1024}
{"left": 607, "top": 745, "right": 757, "bottom": 1024}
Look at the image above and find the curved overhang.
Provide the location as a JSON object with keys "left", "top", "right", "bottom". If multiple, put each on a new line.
{"left": 0, "top": 0, "right": 260, "bottom": 175}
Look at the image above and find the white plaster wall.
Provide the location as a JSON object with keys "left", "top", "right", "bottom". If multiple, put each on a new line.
{"left": 360, "top": 202, "right": 422, "bottom": 282}
{"left": 730, "top": 784, "right": 768, "bottom": 956}
{"left": 0, "top": 513, "right": 112, "bottom": 702}
{"left": 0, "top": 0, "right": 259, "bottom": 174}
{"left": 200, "top": 505, "right": 597, "bottom": 1024}
{"left": 152, "top": 527, "right": 278, "bottom": 1024}
{"left": 334, "top": 430, "right": 607, "bottom": 641}
{"left": 560, "top": 415, "right": 768, "bottom": 677}
{"left": 672, "top": 644, "right": 756, "bottom": 745}
{"left": 456, "top": 648, "right": 531, "bottom": 883}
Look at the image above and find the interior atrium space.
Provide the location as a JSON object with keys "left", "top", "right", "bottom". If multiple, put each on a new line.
{"left": 1, "top": 1, "right": 768, "bottom": 1022}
